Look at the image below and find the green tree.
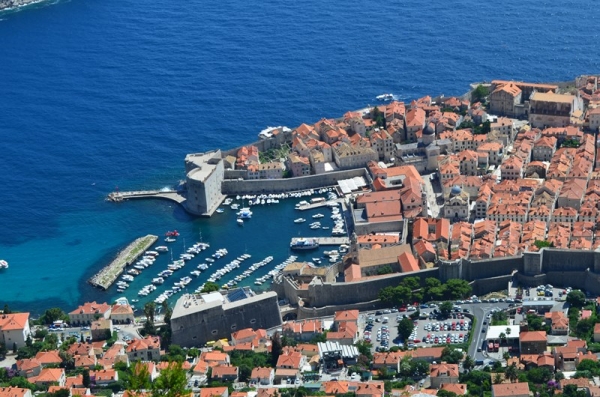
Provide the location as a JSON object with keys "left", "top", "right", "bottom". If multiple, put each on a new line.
{"left": 128, "top": 361, "right": 152, "bottom": 393}
{"left": 355, "top": 340, "right": 373, "bottom": 361}
{"left": 201, "top": 281, "right": 220, "bottom": 293}
{"left": 563, "top": 384, "right": 587, "bottom": 397}
{"left": 82, "top": 369, "right": 91, "bottom": 388}
{"left": 440, "top": 301, "right": 453, "bottom": 318}
{"left": 371, "top": 106, "right": 386, "bottom": 129}
{"left": 39, "top": 308, "right": 69, "bottom": 325}
{"left": 533, "top": 240, "right": 553, "bottom": 249}
{"left": 271, "top": 332, "right": 282, "bottom": 366}
{"left": 437, "top": 390, "right": 458, "bottom": 397}
{"left": 493, "top": 373, "right": 503, "bottom": 384}
{"left": 463, "top": 355, "right": 474, "bottom": 372}
{"left": 397, "top": 318, "right": 414, "bottom": 342}
{"left": 424, "top": 278, "right": 445, "bottom": 301}
{"left": 445, "top": 279, "right": 472, "bottom": 299}
{"left": 377, "top": 265, "right": 394, "bottom": 275}
{"left": 505, "top": 363, "right": 519, "bottom": 383}
{"left": 526, "top": 367, "right": 552, "bottom": 384}
{"left": 151, "top": 362, "right": 190, "bottom": 397}
{"left": 441, "top": 346, "right": 463, "bottom": 364}
{"left": 2, "top": 304, "right": 11, "bottom": 314}
{"left": 567, "top": 290, "right": 586, "bottom": 308}
{"left": 472, "top": 85, "right": 489, "bottom": 103}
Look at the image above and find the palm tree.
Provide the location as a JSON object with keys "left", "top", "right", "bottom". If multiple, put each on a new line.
{"left": 463, "top": 355, "right": 475, "bottom": 372}
{"left": 499, "top": 332, "right": 507, "bottom": 345}
{"left": 505, "top": 363, "right": 519, "bottom": 383}
{"left": 503, "top": 351, "right": 510, "bottom": 361}
{"left": 494, "top": 373, "right": 503, "bottom": 384}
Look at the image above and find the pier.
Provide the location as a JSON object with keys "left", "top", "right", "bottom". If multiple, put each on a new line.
{"left": 107, "top": 190, "right": 186, "bottom": 204}
{"left": 89, "top": 234, "right": 158, "bottom": 290}
{"left": 291, "top": 237, "right": 349, "bottom": 246}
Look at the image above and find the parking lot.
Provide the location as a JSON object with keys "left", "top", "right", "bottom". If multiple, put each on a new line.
{"left": 360, "top": 303, "right": 474, "bottom": 353}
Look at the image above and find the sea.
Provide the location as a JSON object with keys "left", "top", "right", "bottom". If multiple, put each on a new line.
{"left": 1, "top": 0, "right": 599, "bottom": 314}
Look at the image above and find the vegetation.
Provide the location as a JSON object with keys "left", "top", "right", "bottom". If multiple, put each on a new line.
{"left": 472, "top": 85, "right": 489, "bottom": 103}
{"left": 201, "top": 281, "right": 220, "bottom": 293}
{"left": 561, "top": 139, "right": 580, "bottom": 148}
{"left": 38, "top": 308, "right": 69, "bottom": 325}
{"left": 259, "top": 144, "right": 291, "bottom": 164}
{"left": 440, "top": 346, "right": 464, "bottom": 364}
{"left": 378, "top": 277, "right": 472, "bottom": 307}
{"left": 377, "top": 265, "right": 394, "bottom": 275}
{"left": 491, "top": 311, "right": 508, "bottom": 326}
{"left": 439, "top": 301, "right": 454, "bottom": 317}
{"left": 566, "top": 290, "right": 587, "bottom": 308}
{"left": 397, "top": 318, "right": 414, "bottom": 341}
{"left": 371, "top": 106, "right": 386, "bottom": 129}
{"left": 534, "top": 240, "right": 554, "bottom": 249}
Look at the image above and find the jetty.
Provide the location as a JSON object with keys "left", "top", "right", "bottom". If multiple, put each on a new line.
{"left": 291, "top": 237, "right": 349, "bottom": 246}
{"left": 107, "top": 190, "right": 186, "bottom": 204}
{"left": 89, "top": 234, "right": 158, "bottom": 290}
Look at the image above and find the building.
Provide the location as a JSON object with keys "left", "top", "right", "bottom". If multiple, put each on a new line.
{"left": 491, "top": 383, "right": 530, "bottom": 397}
{"left": 443, "top": 186, "right": 470, "bottom": 220}
{"left": 429, "top": 362, "right": 459, "bottom": 388}
{"left": 91, "top": 318, "right": 113, "bottom": 341}
{"left": 0, "top": 388, "right": 32, "bottom": 397}
{"left": 185, "top": 150, "right": 225, "bottom": 216}
{"left": 250, "top": 367, "right": 274, "bottom": 386}
{"left": 171, "top": 289, "right": 282, "bottom": 347}
{"left": 333, "top": 142, "right": 378, "bottom": 170}
{"left": 126, "top": 336, "right": 161, "bottom": 362}
{"left": 489, "top": 83, "right": 522, "bottom": 117}
{"left": 111, "top": 304, "right": 135, "bottom": 324}
{"left": 287, "top": 153, "right": 311, "bottom": 176}
{"left": 0, "top": 312, "right": 31, "bottom": 349}
{"left": 68, "top": 302, "right": 111, "bottom": 326}
{"left": 529, "top": 91, "right": 582, "bottom": 128}
{"left": 519, "top": 331, "right": 547, "bottom": 354}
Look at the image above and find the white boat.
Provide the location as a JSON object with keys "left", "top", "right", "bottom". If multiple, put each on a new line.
{"left": 231, "top": 203, "right": 239, "bottom": 210}
{"left": 294, "top": 218, "right": 306, "bottom": 223}
{"left": 237, "top": 208, "right": 253, "bottom": 219}
{"left": 155, "top": 246, "right": 168, "bottom": 252}
{"left": 152, "top": 277, "right": 165, "bottom": 285}
{"left": 190, "top": 270, "right": 201, "bottom": 277}
{"left": 0, "top": 260, "right": 8, "bottom": 269}
{"left": 216, "top": 208, "right": 225, "bottom": 213}
{"left": 165, "top": 237, "right": 176, "bottom": 243}
{"left": 310, "top": 224, "right": 321, "bottom": 229}
{"left": 237, "top": 219, "right": 244, "bottom": 226}
{"left": 376, "top": 93, "right": 394, "bottom": 101}
{"left": 312, "top": 213, "right": 324, "bottom": 219}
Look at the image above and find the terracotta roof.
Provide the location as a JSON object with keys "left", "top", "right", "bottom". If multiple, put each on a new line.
{"left": 69, "top": 302, "right": 111, "bottom": 316}
{"left": 126, "top": 336, "right": 161, "bottom": 353}
{"left": 492, "top": 382, "right": 530, "bottom": 397}
{"left": 0, "top": 387, "right": 32, "bottom": 397}
{"left": 520, "top": 331, "right": 547, "bottom": 342}
{"left": 200, "top": 387, "right": 229, "bottom": 397}
{"left": 0, "top": 313, "right": 30, "bottom": 331}
{"left": 430, "top": 362, "right": 459, "bottom": 378}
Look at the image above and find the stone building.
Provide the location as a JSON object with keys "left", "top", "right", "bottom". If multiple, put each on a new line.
{"left": 171, "top": 289, "right": 282, "bottom": 348}
{"left": 184, "top": 150, "right": 225, "bottom": 216}
{"left": 443, "top": 186, "right": 470, "bottom": 220}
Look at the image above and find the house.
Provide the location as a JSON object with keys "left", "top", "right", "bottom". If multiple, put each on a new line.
{"left": 372, "top": 351, "right": 404, "bottom": 372}
{"left": 0, "top": 388, "right": 33, "bottom": 397}
{"left": 91, "top": 318, "right": 113, "bottom": 341}
{"left": 593, "top": 323, "right": 600, "bottom": 343}
{"left": 327, "top": 321, "right": 358, "bottom": 345}
{"left": 275, "top": 350, "right": 305, "bottom": 381}
{"left": 200, "top": 387, "right": 229, "bottom": 397}
{"left": 334, "top": 310, "right": 359, "bottom": 329}
{"left": 211, "top": 365, "right": 239, "bottom": 382}
{"left": 412, "top": 217, "right": 450, "bottom": 244}
{"left": 30, "top": 368, "right": 65, "bottom": 388}
{"left": 287, "top": 153, "right": 311, "bottom": 177}
{"left": 491, "top": 383, "right": 530, "bottom": 397}
{"left": 34, "top": 351, "right": 62, "bottom": 367}
{"left": 69, "top": 302, "right": 111, "bottom": 325}
{"left": 0, "top": 312, "right": 31, "bottom": 349}
{"left": 489, "top": 83, "right": 522, "bottom": 117}
{"left": 501, "top": 156, "right": 523, "bottom": 180}
{"left": 126, "top": 336, "right": 161, "bottom": 362}
{"left": 356, "top": 382, "right": 385, "bottom": 397}
{"left": 201, "top": 351, "right": 230, "bottom": 367}
{"left": 16, "top": 358, "right": 42, "bottom": 378}
{"left": 554, "top": 339, "right": 588, "bottom": 371}
{"left": 440, "top": 383, "right": 468, "bottom": 395}
{"left": 519, "top": 331, "right": 547, "bottom": 354}
{"left": 544, "top": 311, "right": 569, "bottom": 335}
{"left": 91, "top": 369, "right": 118, "bottom": 386}
{"left": 111, "top": 304, "right": 135, "bottom": 324}
{"left": 429, "top": 362, "right": 459, "bottom": 388}
{"left": 250, "top": 367, "right": 274, "bottom": 386}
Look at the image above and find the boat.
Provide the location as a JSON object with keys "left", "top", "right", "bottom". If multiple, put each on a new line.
{"left": 312, "top": 213, "right": 324, "bottom": 219}
{"left": 237, "top": 208, "right": 253, "bottom": 219}
{"left": 310, "top": 224, "right": 321, "bottom": 229}
{"left": 216, "top": 208, "right": 225, "bottom": 213}
{"left": 0, "top": 260, "right": 8, "bottom": 269}
{"left": 165, "top": 230, "right": 180, "bottom": 237}
{"left": 152, "top": 277, "right": 165, "bottom": 285}
{"left": 294, "top": 218, "right": 306, "bottom": 223}
{"left": 237, "top": 219, "right": 244, "bottom": 226}
{"left": 376, "top": 93, "right": 394, "bottom": 101}
{"left": 165, "top": 237, "right": 176, "bottom": 243}
{"left": 290, "top": 238, "right": 319, "bottom": 250}
{"left": 155, "top": 246, "right": 168, "bottom": 252}
{"left": 190, "top": 270, "right": 201, "bottom": 277}
{"left": 231, "top": 203, "right": 239, "bottom": 210}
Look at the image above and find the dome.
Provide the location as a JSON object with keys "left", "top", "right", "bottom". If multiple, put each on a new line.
{"left": 423, "top": 122, "right": 435, "bottom": 136}
{"left": 450, "top": 185, "right": 462, "bottom": 196}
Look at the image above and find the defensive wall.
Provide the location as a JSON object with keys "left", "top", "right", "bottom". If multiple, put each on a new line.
{"left": 275, "top": 248, "right": 600, "bottom": 315}
{"left": 297, "top": 299, "right": 388, "bottom": 320}
{"left": 221, "top": 168, "right": 371, "bottom": 195}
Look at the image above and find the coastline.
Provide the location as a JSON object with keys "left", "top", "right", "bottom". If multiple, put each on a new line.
{"left": 0, "top": 0, "right": 49, "bottom": 12}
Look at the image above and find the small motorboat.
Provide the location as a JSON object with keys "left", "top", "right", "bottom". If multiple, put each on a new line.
{"left": 237, "top": 219, "right": 244, "bottom": 226}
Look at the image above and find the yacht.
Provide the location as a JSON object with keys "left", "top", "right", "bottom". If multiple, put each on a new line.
{"left": 190, "top": 270, "right": 201, "bottom": 277}
{"left": 155, "top": 246, "right": 168, "bottom": 252}
{"left": 312, "top": 213, "right": 324, "bottom": 219}
{"left": 237, "top": 219, "right": 244, "bottom": 226}
{"left": 165, "top": 237, "right": 176, "bottom": 243}
{"left": 376, "top": 93, "right": 394, "bottom": 101}
{"left": 290, "top": 238, "right": 319, "bottom": 250}
{"left": 152, "top": 277, "right": 165, "bottom": 285}
{"left": 216, "top": 208, "right": 225, "bottom": 213}
{"left": 294, "top": 218, "right": 306, "bottom": 223}
{"left": 237, "top": 208, "right": 253, "bottom": 219}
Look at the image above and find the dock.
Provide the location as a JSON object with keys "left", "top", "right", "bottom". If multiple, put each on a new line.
{"left": 107, "top": 190, "right": 186, "bottom": 204}
{"left": 89, "top": 234, "right": 158, "bottom": 290}
{"left": 291, "top": 237, "right": 349, "bottom": 246}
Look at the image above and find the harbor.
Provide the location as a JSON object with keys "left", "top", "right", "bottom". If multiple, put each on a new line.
{"left": 290, "top": 237, "right": 350, "bottom": 246}
{"left": 89, "top": 235, "right": 158, "bottom": 290}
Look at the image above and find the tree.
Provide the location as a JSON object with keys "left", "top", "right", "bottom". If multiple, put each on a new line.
{"left": 463, "top": 355, "right": 474, "bottom": 373}
{"left": 437, "top": 390, "right": 458, "bottom": 397}
{"left": 271, "top": 332, "right": 282, "bottom": 366}
{"left": 505, "top": 363, "right": 518, "bottom": 383}
{"left": 39, "top": 308, "right": 68, "bottom": 325}
{"left": 201, "top": 281, "right": 220, "bottom": 293}
{"left": 493, "top": 373, "right": 503, "bottom": 384}
{"left": 128, "top": 361, "right": 152, "bottom": 393}
{"left": 355, "top": 340, "right": 373, "bottom": 361}
{"left": 534, "top": 240, "right": 554, "bottom": 249}
{"left": 472, "top": 85, "right": 489, "bottom": 103}
{"left": 424, "top": 278, "right": 446, "bottom": 301}
{"left": 567, "top": 290, "right": 586, "bottom": 308}
{"left": 444, "top": 279, "right": 472, "bottom": 299}
{"left": 151, "top": 362, "right": 190, "bottom": 397}
{"left": 397, "top": 318, "right": 414, "bottom": 342}
{"left": 377, "top": 265, "right": 393, "bottom": 275}
{"left": 2, "top": 304, "right": 11, "bottom": 314}
{"left": 526, "top": 367, "right": 552, "bottom": 384}
{"left": 441, "top": 346, "right": 463, "bottom": 364}
{"left": 440, "top": 301, "right": 453, "bottom": 318}
{"left": 82, "top": 369, "right": 90, "bottom": 388}
{"left": 371, "top": 106, "right": 386, "bottom": 129}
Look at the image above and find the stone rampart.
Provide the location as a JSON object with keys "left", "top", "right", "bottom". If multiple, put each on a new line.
{"left": 221, "top": 168, "right": 370, "bottom": 195}
{"left": 463, "top": 256, "right": 523, "bottom": 281}
{"left": 470, "top": 274, "right": 512, "bottom": 296}
{"left": 297, "top": 299, "right": 386, "bottom": 320}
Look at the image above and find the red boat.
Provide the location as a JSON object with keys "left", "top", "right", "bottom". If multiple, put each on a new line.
{"left": 165, "top": 230, "right": 180, "bottom": 237}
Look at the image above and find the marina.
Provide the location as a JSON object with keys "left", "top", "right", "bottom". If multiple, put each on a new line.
{"left": 89, "top": 235, "right": 158, "bottom": 290}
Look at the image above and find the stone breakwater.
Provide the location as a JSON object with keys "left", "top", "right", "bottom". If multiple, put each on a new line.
{"left": 0, "top": 0, "right": 45, "bottom": 11}
{"left": 89, "top": 234, "right": 158, "bottom": 290}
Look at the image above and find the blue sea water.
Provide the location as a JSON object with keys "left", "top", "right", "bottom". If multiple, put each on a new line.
{"left": 1, "top": 0, "right": 599, "bottom": 313}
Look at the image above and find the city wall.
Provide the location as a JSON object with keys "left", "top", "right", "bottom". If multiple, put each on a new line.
{"left": 297, "top": 299, "right": 388, "bottom": 320}
{"left": 221, "top": 168, "right": 371, "bottom": 195}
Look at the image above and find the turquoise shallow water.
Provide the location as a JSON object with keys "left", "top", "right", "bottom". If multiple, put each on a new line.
{"left": 1, "top": 0, "right": 600, "bottom": 313}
